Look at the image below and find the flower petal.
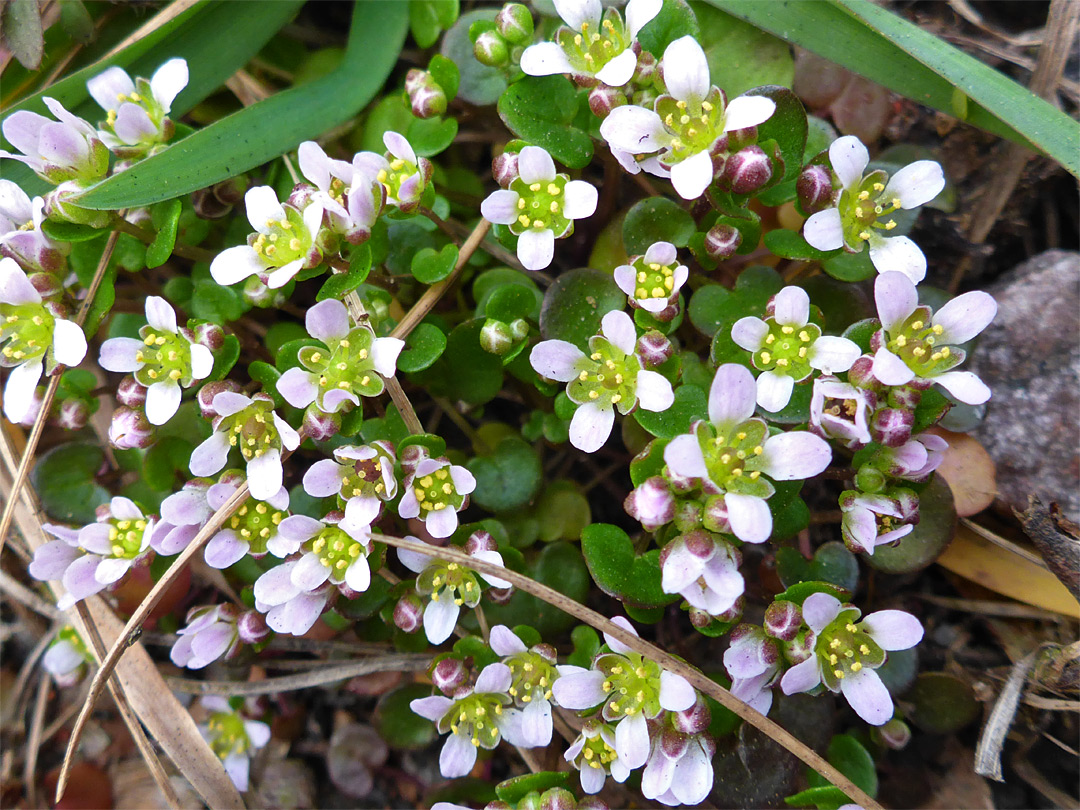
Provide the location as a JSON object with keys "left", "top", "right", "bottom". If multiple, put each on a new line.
{"left": 290, "top": 551, "right": 331, "bottom": 591}
{"left": 87, "top": 66, "right": 135, "bottom": 113}
{"left": 626, "top": 0, "right": 663, "bottom": 37}
{"left": 371, "top": 336, "right": 404, "bottom": 378}
{"left": 872, "top": 346, "right": 915, "bottom": 386}
{"left": 517, "top": 228, "right": 555, "bottom": 271}
{"left": 772, "top": 286, "right": 809, "bottom": 326}
{"left": 480, "top": 189, "right": 521, "bottom": 225}
{"left": 439, "top": 732, "right": 477, "bottom": 779}
{"left": 244, "top": 186, "right": 285, "bottom": 232}
{"left": 708, "top": 363, "right": 757, "bottom": 429}
{"left": 861, "top": 610, "right": 923, "bottom": 651}
{"left": 596, "top": 48, "right": 638, "bottom": 87}
{"left": 615, "top": 711, "right": 650, "bottom": 769}
{"left": 144, "top": 380, "right": 181, "bottom": 426}
{"left": 425, "top": 504, "right": 459, "bottom": 539}
{"left": 424, "top": 596, "right": 460, "bottom": 644}
{"left": 803, "top": 208, "right": 845, "bottom": 251}
{"left": 802, "top": 592, "right": 842, "bottom": 633}
{"left": 723, "top": 94, "right": 776, "bottom": 132}
{"left": 933, "top": 371, "right": 991, "bottom": 405}
{"left": 189, "top": 343, "right": 214, "bottom": 380}
{"left": 0, "top": 257, "right": 41, "bottom": 304}
{"left": 931, "top": 290, "right": 997, "bottom": 345}
{"left": 731, "top": 316, "right": 769, "bottom": 352}
{"left": 475, "top": 662, "right": 513, "bottom": 694}
{"left": 51, "top": 318, "right": 88, "bottom": 366}
{"left": 553, "top": 0, "right": 602, "bottom": 29}
{"left": 521, "top": 694, "right": 553, "bottom": 746}
{"left": 488, "top": 624, "right": 527, "bottom": 656}
{"left": 344, "top": 555, "right": 371, "bottom": 592}
{"left": 869, "top": 235, "right": 926, "bottom": 282}
{"left": 725, "top": 492, "right": 773, "bottom": 544}
{"left": 552, "top": 668, "right": 608, "bottom": 709}
{"left": 635, "top": 369, "right": 674, "bottom": 412}
{"left": 562, "top": 180, "right": 598, "bottom": 220}
{"left": 756, "top": 370, "right": 795, "bottom": 413}
{"left": 601, "top": 310, "right": 636, "bottom": 355}
{"left": 149, "top": 58, "right": 189, "bottom": 111}
{"left": 306, "top": 298, "right": 349, "bottom": 344}
{"left": 760, "top": 431, "right": 832, "bottom": 480}
{"left": 246, "top": 448, "right": 283, "bottom": 500}
{"left": 209, "top": 245, "right": 263, "bottom": 286}
{"left": 530, "top": 339, "right": 585, "bottom": 382}
{"left": 519, "top": 42, "right": 575, "bottom": 77}
{"left": 302, "top": 459, "right": 344, "bottom": 498}
{"left": 884, "top": 160, "right": 944, "bottom": 209}
{"left": 828, "top": 135, "right": 869, "bottom": 190}
{"left": 517, "top": 146, "right": 556, "bottom": 185}
{"left": 663, "top": 433, "right": 707, "bottom": 478}
{"left": 410, "top": 695, "right": 453, "bottom": 722}
{"left": 780, "top": 654, "right": 822, "bottom": 695}
{"left": 659, "top": 671, "right": 696, "bottom": 711}
{"left": 669, "top": 148, "right": 714, "bottom": 200}
{"left": 840, "top": 668, "right": 893, "bottom": 725}
{"left": 808, "top": 335, "right": 861, "bottom": 373}
{"left": 204, "top": 530, "right": 248, "bottom": 569}
{"left": 569, "top": 401, "right": 615, "bottom": 453}
{"left": 3, "top": 360, "right": 42, "bottom": 423}
{"left": 599, "top": 105, "right": 666, "bottom": 153}
{"left": 145, "top": 296, "right": 177, "bottom": 332}
{"left": 662, "top": 36, "right": 710, "bottom": 102}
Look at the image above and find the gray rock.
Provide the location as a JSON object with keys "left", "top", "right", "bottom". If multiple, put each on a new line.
{"left": 968, "top": 250, "right": 1080, "bottom": 522}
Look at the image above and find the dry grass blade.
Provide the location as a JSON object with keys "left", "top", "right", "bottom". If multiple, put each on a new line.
{"left": 23, "top": 672, "right": 50, "bottom": 808}
{"left": 372, "top": 532, "right": 884, "bottom": 810}
{"left": 0, "top": 424, "right": 244, "bottom": 809}
{"left": 975, "top": 648, "right": 1039, "bottom": 781}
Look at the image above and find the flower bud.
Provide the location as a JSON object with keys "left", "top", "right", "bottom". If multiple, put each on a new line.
{"left": 634, "top": 50, "right": 657, "bottom": 85}
{"left": 704, "top": 222, "right": 742, "bottom": 260}
{"left": 672, "top": 695, "right": 711, "bottom": 734}
{"left": 764, "top": 600, "right": 802, "bottom": 641}
{"left": 393, "top": 593, "right": 423, "bottom": 633}
{"left": 783, "top": 628, "right": 815, "bottom": 664}
{"left": 588, "top": 84, "right": 626, "bottom": 118}
{"left": 109, "top": 406, "right": 155, "bottom": 449}
{"left": 517, "top": 796, "right": 542, "bottom": 810}
{"left": 43, "top": 182, "right": 111, "bottom": 228}
{"left": 485, "top": 802, "right": 514, "bottom": 810}
{"left": 465, "top": 530, "right": 497, "bottom": 555}
{"left": 474, "top": 30, "right": 510, "bottom": 67}
{"left": 113, "top": 375, "right": 146, "bottom": 408}
{"left": 797, "top": 164, "right": 833, "bottom": 214}
{"left": 480, "top": 318, "right": 515, "bottom": 355}
{"left": 398, "top": 443, "right": 429, "bottom": 476}
{"left": 492, "top": 150, "right": 519, "bottom": 188}
{"left": 888, "top": 385, "right": 922, "bottom": 411}
{"left": 847, "top": 355, "right": 877, "bottom": 389}
{"left": 893, "top": 488, "right": 919, "bottom": 522}
{"left": 725, "top": 125, "right": 757, "bottom": 151}
{"left": 496, "top": 3, "right": 534, "bottom": 45}
{"left": 28, "top": 271, "right": 63, "bottom": 299}
{"left": 624, "top": 477, "right": 675, "bottom": 532}
{"left": 302, "top": 404, "right": 341, "bottom": 442}
{"left": 724, "top": 145, "right": 773, "bottom": 194}
{"left": 870, "top": 407, "right": 914, "bottom": 448}
{"left": 673, "top": 499, "right": 703, "bottom": 532}
{"left": 197, "top": 380, "right": 243, "bottom": 420}
{"left": 432, "top": 657, "right": 469, "bottom": 695}
{"left": 190, "top": 322, "right": 225, "bottom": 352}
{"left": 508, "top": 318, "right": 530, "bottom": 342}
{"left": 875, "top": 718, "right": 912, "bottom": 749}
{"left": 636, "top": 330, "right": 673, "bottom": 368}
{"left": 486, "top": 585, "right": 515, "bottom": 605}
{"left": 538, "top": 787, "right": 576, "bottom": 810}
{"left": 237, "top": 610, "right": 271, "bottom": 644}
{"left": 405, "top": 69, "right": 448, "bottom": 119}
{"left": 242, "top": 276, "right": 287, "bottom": 309}
{"left": 56, "top": 398, "right": 90, "bottom": 431}
{"left": 855, "top": 463, "right": 887, "bottom": 494}
{"left": 578, "top": 800, "right": 610, "bottom": 810}
{"left": 688, "top": 607, "right": 712, "bottom": 629}
{"left": 701, "top": 494, "right": 732, "bottom": 534}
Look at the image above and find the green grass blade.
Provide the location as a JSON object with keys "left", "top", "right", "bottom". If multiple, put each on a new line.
{"left": 73, "top": 1, "right": 410, "bottom": 210}
{"left": 708, "top": 0, "right": 1080, "bottom": 177}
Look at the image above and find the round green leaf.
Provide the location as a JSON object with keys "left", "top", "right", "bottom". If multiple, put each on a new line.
{"left": 374, "top": 683, "right": 439, "bottom": 749}
{"left": 431, "top": 319, "right": 504, "bottom": 404}
{"left": 581, "top": 523, "right": 678, "bottom": 609}
{"left": 907, "top": 672, "right": 980, "bottom": 734}
{"left": 32, "top": 442, "right": 110, "bottom": 524}
{"left": 484, "top": 542, "right": 590, "bottom": 636}
{"left": 441, "top": 8, "right": 506, "bottom": 105}
{"left": 497, "top": 75, "right": 593, "bottom": 169}
{"left": 484, "top": 283, "right": 539, "bottom": 323}
{"left": 622, "top": 197, "right": 695, "bottom": 255}
{"left": 867, "top": 476, "right": 957, "bottom": 574}
{"left": 634, "top": 384, "right": 707, "bottom": 439}
{"left": 638, "top": 0, "right": 700, "bottom": 56}
{"left": 539, "top": 268, "right": 623, "bottom": 350}
{"left": 398, "top": 322, "right": 447, "bottom": 373}
{"left": 688, "top": 284, "right": 732, "bottom": 337}
{"left": 466, "top": 436, "right": 542, "bottom": 513}
{"left": 495, "top": 772, "right": 570, "bottom": 804}
{"left": 411, "top": 243, "right": 459, "bottom": 284}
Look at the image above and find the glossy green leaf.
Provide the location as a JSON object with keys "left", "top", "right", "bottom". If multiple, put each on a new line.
{"left": 466, "top": 436, "right": 542, "bottom": 513}
{"left": 40, "top": 220, "right": 105, "bottom": 243}
{"left": 411, "top": 244, "right": 459, "bottom": 284}
{"left": 634, "top": 383, "right": 707, "bottom": 439}
{"left": 407, "top": 114, "right": 458, "bottom": 157}
{"left": 907, "top": 672, "right": 980, "bottom": 733}
{"left": 622, "top": 197, "right": 696, "bottom": 255}
{"left": 441, "top": 8, "right": 507, "bottom": 106}
{"left": 430, "top": 319, "right": 505, "bottom": 404}
{"left": 72, "top": 2, "right": 409, "bottom": 209}
{"left": 539, "top": 268, "right": 623, "bottom": 350}
{"left": 497, "top": 75, "right": 594, "bottom": 169}
{"left": 784, "top": 785, "right": 851, "bottom": 810}
{"left": 629, "top": 438, "right": 669, "bottom": 486}
{"left": 207, "top": 334, "right": 241, "bottom": 382}
{"left": 146, "top": 199, "right": 183, "bottom": 269}
{"left": 495, "top": 772, "right": 569, "bottom": 804}
{"left": 398, "top": 322, "right": 448, "bottom": 373}
{"left": 375, "top": 683, "right": 438, "bottom": 749}
{"left": 32, "top": 442, "right": 110, "bottom": 524}
{"left": 764, "top": 229, "right": 835, "bottom": 262}
{"left": 581, "top": 523, "right": 678, "bottom": 609}
{"left": 688, "top": 284, "right": 732, "bottom": 337}
{"left": 317, "top": 244, "right": 371, "bottom": 301}
{"left": 638, "top": 0, "right": 700, "bottom": 57}
{"left": 708, "top": 0, "right": 1079, "bottom": 176}
{"left": 745, "top": 85, "right": 806, "bottom": 186}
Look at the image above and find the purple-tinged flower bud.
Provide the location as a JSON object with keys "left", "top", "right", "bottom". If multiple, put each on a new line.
{"left": 532, "top": 642, "right": 557, "bottom": 663}
{"left": 432, "top": 657, "right": 469, "bottom": 695}
{"left": 797, "top": 164, "right": 833, "bottom": 214}
{"left": 889, "top": 385, "right": 922, "bottom": 411}
{"left": 578, "top": 800, "right": 610, "bottom": 810}
{"left": 636, "top": 330, "right": 673, "bottom": 368}
{"left": 704, "top": 222, "right": 742, "bottom": 261}
{"left": 624, "top": 477, "right": 675, "bottom": 532}
{"left": 486, "top": 585, "right": 514, "bottom": 605}
{"left": 725, "top": 145, "right": 773, "bottom": 194}
{"left": 492, "top": 150, "right": 519, "bottom": 188}
{"left": 588, "top": 84, "right": 626, "bottom": 118}
{"left": 189, "top": 322, "right": 225, "bottom": 352}
{"left": 485, "top": 802, "right": 514, "bottom": 810}
{"left": 480, "top": 319, "right": 515, "bottom": 355}
{"left": 847, "top": 355, "right": 878, "bottom": 390}
{"left": 782, "top": 628, "right": 815, "bottom": 665}
{"left": 634, "top": 50, "right": 657, "bottom": 85}
{"left": 893, "top": 488, "right": 919, "bottom": 522}
{"left": 764, "top": 600, "right": 802, "bottom": 641}
{"left": 875, "top": 718, "right": 912, "bottom": 749}
{"left": 871, "top": 407, "right": 914, "bottom": 448}
{"left": 398, "top": 443, "right": 429, "bottom": 476}
{"left": 855, "top": 463, "right": 887, "bottom": 494}
{"left": 43, "top": 182, "right": 111, "bottom": 229}
{"left": 665, "top": 464, "right": 697, "bottom": 494}
{"left": 405, "top": 70, "right": 448, "bottom": 119}
{"left": 236, "top": 610, "right": 271, "bottom": 644}
{"left": 28, "top": 271, "right": 63, "bottom": 300}
{"left": 302, "top": 404, "right": 341, "bottom": 441}
{"left": 474, "top": 30, "right": 510, "bottom": 67}
{"left": 688, "top": 607, "right": 712, "bottom": 629}
{"left": 496, "top": 3, "right": 534, "bottom": 45}
{"left": 725, "top": 125, "right": 758, "bottom": 151}
{"left": 538, "top": 787, "right": 576, "bottom": 810}
{"left": 393, "top": 592, "right": 423, "bottom": 633}
{"left": 701, "top": 494, "right": 732, "bottom": 534}
{"left": 716, "top": 594, "right": 744, "bottom": 623}
{"left": 115, "top": 375, "right": 147, "bottom": 408}
{"left": 673, "top": 498, "right": 703, "bottom": 532}
{"left": 465, "top": 530, "right": 497, "bottom": 555}
{"left": 56, "top": 398, "right": 90, "bottom": 431}
{"left": 197, "top": 380, "right": 243, "bottom": 420}
{"left": 672, "top": 695, "right": 711, "bottom": 734}
{"left": 109, "top": 406, "right": 155, "bottom": 449}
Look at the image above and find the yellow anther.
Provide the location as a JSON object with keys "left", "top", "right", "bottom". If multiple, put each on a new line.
{"left": 834, "top": 670, "right": 845, "bottom": 679}
{"left": 547, "top": 183, "right": 560, "bottom": 195}
{"left": 588, "top": 390, "right": 599, "bottom": 399}
{"left": 760, "top": 351, "right": 771, "bottom": 364}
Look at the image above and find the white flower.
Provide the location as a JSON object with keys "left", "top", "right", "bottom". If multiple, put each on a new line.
{"left": 86, "top": 58, "right": 188, "bottom": 153}
{"left": 397, "top": 457, "right": 477, "bottom": 539}
{"left": 613, "top": 241, "right": 689, "bottom": 315}
{"left": 198, "top": 696, "right": 271, "bottom": 792}
{"left": 803, "top": 135, "right": 945, "bottom": 282}
{"left": 731, "top": 286, "right": 860, "bottom": 412}
{"left": 659, "top": 530, "right": 744, "bottom": 617}
{"left": 297, "top": 140, "right": 384, "bottom": 244}
{"left": 1, "top": 257, "right": 86, "bottom": 424}
{"left": 600, "top": 36, "right": 775, "bottom": 199}
{"left": 520, "top": 0, "right": 662, "bottom": 87}
{"left": 0, "top": 180, "right": 66, "bottom": 274}
{"left": 529, "top": 310, "right": 673, "bottom": 452}
{"left": 480, "top": 145, "right": 597, "bottom": 271}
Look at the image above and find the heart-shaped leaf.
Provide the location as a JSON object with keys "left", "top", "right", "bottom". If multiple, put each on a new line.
{"left": 581, "top": 523, "right": 678, "bottom": 609}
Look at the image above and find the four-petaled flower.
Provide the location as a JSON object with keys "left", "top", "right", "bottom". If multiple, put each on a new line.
{"left": 1, "top": 257, "right": 86, "bottom": 424}
{"left": 0, "top": 180, "right": 66, "bottom": 273}
{"left": 564, "top": 719, "right": 632, "bottom": 794}
{"left": 209, "top": 186, "right": 324, "bottom": 289}
{"left": 803, "top": 136, "right": 945, "bottom": 282}
{"left": 839, "top": 490, "right": 916, "bottom": 555}
{"left": 0, "top": 97, "right": 109, "bottom": 185}
{"left": 398, "top": 457, "right": 477, "bottom": 539}
{"left": 98, "top": 296, "right": 214, "bottom": 425}
{"left": 780, "top": 592, "right": 922, "bottom": 725}
{"left": 29, "top": 496, "right": 155, "bottom": 610}
{"left": 613, "top": 241, "right": 689, "bottom": 318}
{"left": 480, "top": 145, "right": 598, "bottom": 271}
{"left": 732, "top": 286, "right": 860, "bottom": 412}
{"left": 198, "top": 696, "right": 271, "bottom": 792}
{"left": 86, "top": 58, "right": 188, "bottom": 156}
{"left": 272, "top": 511, "right": 374, "bottom": 595}
{"left": 664, "top": 363, "right": 832, "bottom": 543}
{"left": 189, "top": 391, "right": 301, "bottom": 500}
{"left": 303, "top": 441, "right": 398, "bottom": 525}
{"left": 530, "top": 309, "right": 674, "bottom": 453}
{"left": 520, "top": 0, "right": 661, "bottom": 87}
{"left": 171, "top": 604, "right": 240, "bottom": 669}
{"left": 409, "top": 662, "right": 523, "bottom": 778}
{"left": 640, "top": 699, "right": 716, "bottom": 806}
{"left": 43, "top": 627, "right": 93, "bottom": 687}
{"left": 871, "top": 271, "right": 997, "bottom": 404}
{"left": 297, "top": 140, "right": 384, "bottom": 244}
{"left": 205, "top": 475, "right": 292, "bottom": 568}
{"left": 810, "top": 376, "right": 876, "bottom": 449}
{"left": 722, "top": 624, "right": 781, "bottom": 714}
{"left": 353, "top": 131, "right": 432, "bottom": 213}
{"left": 659, "top": 530, "right": 744, "bottom": 617}
{"left": 277, "top": 299, "right": 403, "bottom": 414}
{"left": 489, "top": 624, "right": 560, "bottom": 747}
{"left": 600, "top": 36, "right": 775, "bottom": 200}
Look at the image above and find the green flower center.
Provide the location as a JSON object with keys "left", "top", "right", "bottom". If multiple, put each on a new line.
{"left": 817, "top": 610, "right": 885, "bottom": 689}
{"left": 220, "top": 401, "right": 280, "bottom": 461}
{"left": 577, "top": 728, "right": 619, "bottom": 771}
{"left": 413, "top": 466, "right": 463, "bottom": 515}
{"left": 340, "top": 455, "right": 389, "bottom": 501}
{"left": 696, "top": 419, "right": 774, "bottom": 498}
{"left": 448, "top": 693, "right": 505, "bottom": 749}
{"left": 103, "top": 78, "right": 167, "bottom": 139}
{"left": 377, "top": 158, "right": 420, "bottom": 203}
{"left": 753, "top": 320, "right": 820, "bottom": 380}
{"left": 418, "top": 561, "right": 481, "bottom": 607}
{"left": 505, "top": 652, "right": 557, "bottom": 704}
{"left": 134, "top": 327, "right": 191, "bottom": 386}
{"left": 631, "top": 256, "right": 678, "bottom": 301}
{"left": 299, "top": 327, "right": 384, "bottom": 401}
{"left": 508, "top": 174, "right": 571, "bottom": 237}
{"left": 228, "top": 500, "right": 285, "bottom": 555}
{"left": 599, "top": 652, "right": 662, "bottom": 719}
{"left": 309, "top": 526, "right": 365, "bottom": 578}
{"left": 566, "top": 337, "right": 640, "bottom": 412}
{"left": 108, "top": 517, "right": 148, "bottom": 559}
{"left": 838, "top": 170, "right": 901, "bottom": 247}
{"left": 250, "top": 205, "right": 310, "bottom": 269}
{"left": 207, "top": 711, "right": 251, "bottom": 759}
{"left": 885, "top": 307, "right": 961, "bottom": 378}
{"left": 654, "top": 87, "right": 727, "bottom": 163}
{"left": 0, "top": 302, "right": 54, "bottom": 363}
{"left": 56, "top": 626, "right": 90, "bottom": 659}
{"left": 823, "top": 395, "right": 860, "bottom": 420}
{"left": 556, "top": 10, "right": 630, "bottom": 76}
